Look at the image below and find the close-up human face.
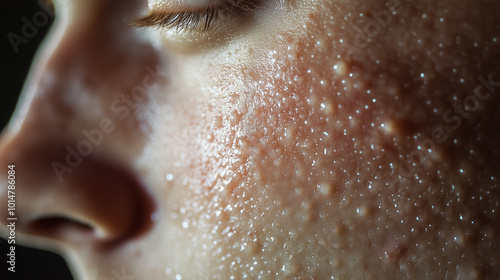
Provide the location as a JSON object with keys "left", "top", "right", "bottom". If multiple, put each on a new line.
{"left": 1, "top": 0, "right": 500, "bottom": 279}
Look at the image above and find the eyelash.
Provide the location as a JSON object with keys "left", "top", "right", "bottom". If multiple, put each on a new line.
{"left": 131, "top": 0, "right": 260, "bottom": 32}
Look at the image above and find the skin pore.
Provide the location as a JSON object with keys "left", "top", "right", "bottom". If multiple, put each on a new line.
{"left": 1, "top": 0, "right": 499, "bottom": 279}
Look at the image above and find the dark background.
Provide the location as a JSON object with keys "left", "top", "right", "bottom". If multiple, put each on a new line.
{"left": 1, "top": 1, "right": 74, "bottom": 279}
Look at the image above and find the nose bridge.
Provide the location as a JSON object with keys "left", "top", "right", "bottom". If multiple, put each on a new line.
{"left": 7, "top": 0, "right": 164, "bottom": 159}
{"left": 27, "top": 0, "right": 162, "bottom": 128}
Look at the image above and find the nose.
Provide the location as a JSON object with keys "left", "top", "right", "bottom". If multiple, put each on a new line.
{"left": 0, "top": 0, "right": 161, "bottom": 248}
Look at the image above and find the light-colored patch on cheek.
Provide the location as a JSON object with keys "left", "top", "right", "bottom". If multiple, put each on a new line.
{"left": 154, "top": 47, "right": 263, "bottom": 278}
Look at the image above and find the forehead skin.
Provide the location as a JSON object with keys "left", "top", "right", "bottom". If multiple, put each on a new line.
{"left": 2, "top": 0, "right": 500, "bottom": 279}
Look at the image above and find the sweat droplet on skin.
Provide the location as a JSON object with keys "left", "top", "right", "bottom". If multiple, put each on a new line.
{"left": 284, "top": 127, "right": 296, "bottom": 144}
{"left": 333, "top": 61, "right": 348, "bottom": 76}
{"left": 316, "top": 182, "right": 333, "bottom": 196}
{"left": 213, "top": 115, "right": 222, "bottom": 127}
{"left": 230, "top": 110, "right": 241, "bottom": 125}
{"left": 320, "top": 101, "right": 334, "bottom": 115}
{"left": 356, "top": 205, "right": 369, "bottom": 217}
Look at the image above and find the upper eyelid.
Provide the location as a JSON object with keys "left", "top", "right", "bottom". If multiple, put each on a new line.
{"left": 147, "top": 0, "right": 224, "bottom": 12}
{"left": 147, "top": 0, "right": 258, "bottom": 13}
{"left": 130, "top": 0, "right": 261, "bottom": 32}
{"left": 130, "top": 7, "right": 224, "bottom": 31}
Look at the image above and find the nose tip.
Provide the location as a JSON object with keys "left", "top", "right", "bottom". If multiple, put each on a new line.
{"left": 0, "top": 134, "right": 156, "bottom": 249}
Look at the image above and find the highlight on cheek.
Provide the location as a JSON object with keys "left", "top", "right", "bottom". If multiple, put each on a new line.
{"left": 131, "top": 0, "right": 260, "bottom": 32}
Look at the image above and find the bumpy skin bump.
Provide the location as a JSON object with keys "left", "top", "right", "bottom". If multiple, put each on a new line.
{"left": 1, "top": 0, "right": 499, "bottom": 279}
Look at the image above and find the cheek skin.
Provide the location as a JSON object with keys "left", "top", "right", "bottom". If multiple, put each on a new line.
{"left": 146, "top": 0, "right": 499, "bottom": 279}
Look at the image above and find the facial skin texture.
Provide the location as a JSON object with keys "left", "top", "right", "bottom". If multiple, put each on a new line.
{"left": 1, "top": 0, "right": 500, "bottom": 279}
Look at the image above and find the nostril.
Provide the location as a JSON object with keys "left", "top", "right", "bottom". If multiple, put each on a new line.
{"left": 32, "top": 216, "right": 93, "bottom": 230}
{"left": 12, "top": 156, "right": 158, "bottom": 247}
{"left": 0, "top": 139, "right": 157, "bottom": 248}
{"left": 27, "top": 215, "right": 96, "bottom": 239}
